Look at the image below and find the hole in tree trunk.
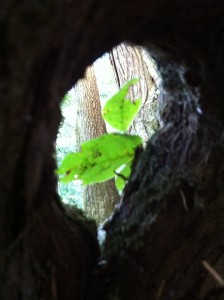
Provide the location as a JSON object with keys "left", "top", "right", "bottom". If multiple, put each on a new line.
{"left": 56, "top": 43, "right": 160, "bottom": 225}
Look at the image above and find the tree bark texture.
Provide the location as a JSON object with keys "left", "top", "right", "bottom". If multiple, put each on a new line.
{"left": 73, "top": 66, "right": 120, "bottom": 225}
{"left": 0, "top": 1, "right": 224, "bottom": 299}
{"left": 109, "top": 43, "right": 160, "bottom": 142}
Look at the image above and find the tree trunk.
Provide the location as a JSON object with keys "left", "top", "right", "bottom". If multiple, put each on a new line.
{"left": 110, "top": 43, "right": 160, "bottom": 142}
{"left": 73, "top": 66, "right": 120, "bottom": 224}
{"left": 0, "top": 1, "right": 224, "bottom": 300}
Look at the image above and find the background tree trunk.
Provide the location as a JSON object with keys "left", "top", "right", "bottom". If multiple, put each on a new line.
{"left": 73, "top": 66, "right": 120, "bottom": 224}
{"left": 0, "top": 1, "right": 224, "bottom": 300}
{"left": 110, "top": 43, "right": 160, "bottom": 142}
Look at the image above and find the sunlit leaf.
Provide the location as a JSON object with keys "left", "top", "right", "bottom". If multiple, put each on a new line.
{"left": 102, "top": 79, "right": 141, "bottom": 131}
{"left": 57, "top": 152, "right": 83, "bottom": 175}
{"left": 115, "top": 164, "right": 132, "bottom": 191}
{"left": 62, "top": 92, "right": 73, "bottom": 105}
{"left": 57, "top": 133, "right": 142, "bottom": 185}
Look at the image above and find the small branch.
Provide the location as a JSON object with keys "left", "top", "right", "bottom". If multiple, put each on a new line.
{"left": 180, "top": 189, "right": 189, "bottom": 212}
{"left": 202, "top": 260, "right": 224, "bottom": 287}
{"left": 156, "top": 280, "right": 166, "bottom": 299}
{"left": 114, "top": 171, "right": 128, "bottom": 181}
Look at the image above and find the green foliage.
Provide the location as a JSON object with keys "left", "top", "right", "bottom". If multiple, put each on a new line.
{"left": 102, "top": 79, "right": 141, "bottom": 132}
{"left": 57, "top": 133, "right": 141, "bottom": 185}
{"left": 57, "top": 79, "right": 142, "bottom": 191}
{"left": 61, "top": 92, "right": 73, "bottom": 106}
{"left": 115, "top": 164, "right": 132, "bottom": 191}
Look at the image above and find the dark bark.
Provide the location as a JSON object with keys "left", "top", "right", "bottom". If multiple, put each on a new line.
{"left": 0, "top": 1, "right": 224, "bottom": 299}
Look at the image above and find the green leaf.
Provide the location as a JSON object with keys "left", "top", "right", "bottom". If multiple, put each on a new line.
{"left": 61, "top": 92, "right": 73, "bottom": 105}
{"left": 56, "top": 152, "right": 84, "bottom": 183}
{"left": 57, "top": 152, "right": 82, "bottom": 174}
{"left": 57, "top": 133, "right": 142, "bottom": 185}
{"left": 115, "top": 164, "right": 132, "bottom": 191}
{"left": 102, "top": 79, "right": 141, "bottom": 131}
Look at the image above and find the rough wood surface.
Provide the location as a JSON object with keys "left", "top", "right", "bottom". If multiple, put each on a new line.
{"left": 0, "top": 1, "right": 224, "bottom": 299}
{"left": 73, "top": 66, "right": 120, "bottom": 224}
{"left": 110, "top": 43, "right": 159, "bottom": 142}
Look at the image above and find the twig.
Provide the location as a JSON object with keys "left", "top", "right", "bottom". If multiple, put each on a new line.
{"left": 114, "top": 171, "right": 128, "bottom": 181}
{"left": 180, "top": 189, "right": 189, "bottom": 211}
{"left": 156, "top": 280, "right": 165, "bottom": 299}
{"left": 202, "top": 260, "right": 224, "bottom": 287}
